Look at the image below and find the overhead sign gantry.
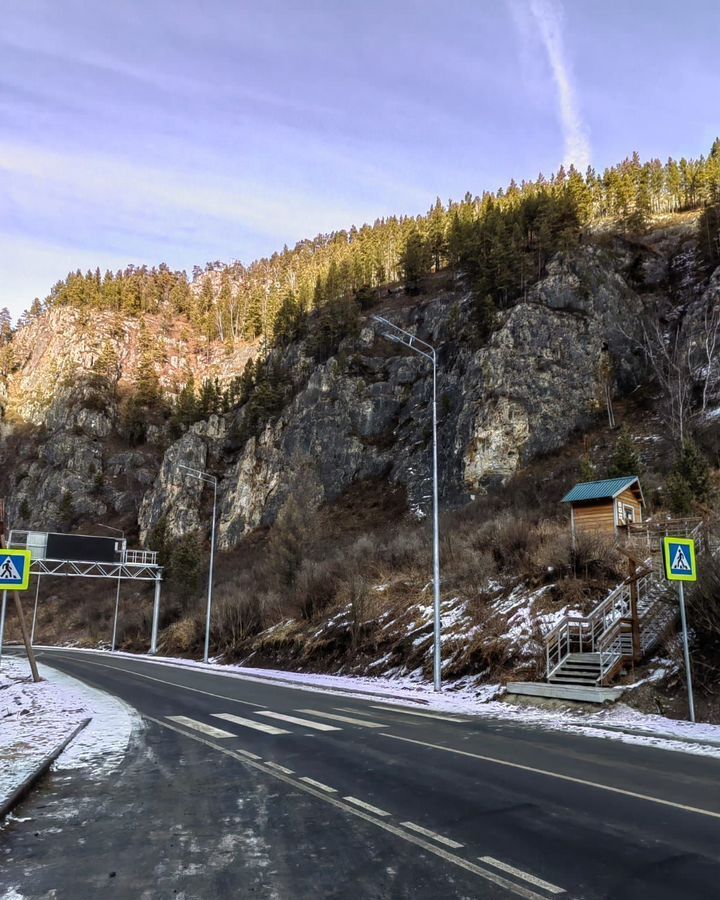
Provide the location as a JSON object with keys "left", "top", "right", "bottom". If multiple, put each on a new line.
{"left": 1, "top": 530, "right": 164, "bottom": 659}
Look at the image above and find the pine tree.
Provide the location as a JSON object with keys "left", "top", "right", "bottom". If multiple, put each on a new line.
{"left": 170, "top": 374, "right": 198, "bottom": 434}
{"left": 666, "top": 471, "right": 694, "bottom": 516}
{"left": 675, "top": 439, "right": 710, "bottom": 503}
{"left": 472, "top": 294, "right": 497, "bottom": 344}
{"left": 608, "top": 426, "right": 641, "bottom": 478}
{"left": 134, "top": 321, "right": 160, "bottom": 406}
{"left": 58, "top": 491, "right": 74, "bottom": 527}
{"left": 0, "top": 308, "right": 12, "bottom": 343}
{"left": 91, "top": 341, "right": 120, "bottom": 390}
{"left": 400, "top": 228, "right": 430, "bottom": 294}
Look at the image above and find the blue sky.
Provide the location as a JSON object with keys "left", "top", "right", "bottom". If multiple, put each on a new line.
{"left": 1, "top": 0, "right": 718, "bottom": 320}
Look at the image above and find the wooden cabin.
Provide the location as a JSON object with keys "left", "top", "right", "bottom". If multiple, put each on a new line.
{"left": 562, "top": 476, "right": 644, "bottom": 538}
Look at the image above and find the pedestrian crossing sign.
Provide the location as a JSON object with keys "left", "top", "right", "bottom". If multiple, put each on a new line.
{"left": 0, "top": 549, "right": 31, "bottom": 590}
{"left": 663, "top": 537, "right": 697, "bottom": 582}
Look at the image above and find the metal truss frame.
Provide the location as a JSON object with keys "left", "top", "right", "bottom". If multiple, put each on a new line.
{"left": 29, "top": 558, "right": 163, "bottom": 582}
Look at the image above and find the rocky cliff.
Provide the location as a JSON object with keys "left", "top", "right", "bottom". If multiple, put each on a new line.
{"left": 137, "top": 241, "right": 649, "bottom": 550}
{"left": 6, "top": 220, "right": 720, "bottom": 558}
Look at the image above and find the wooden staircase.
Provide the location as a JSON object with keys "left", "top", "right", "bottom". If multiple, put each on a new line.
{"left": 548, "top": 652, "right": 602, "bottom": 686}
{"left": 507, "top": 520, "right": 708, "bottom": 704}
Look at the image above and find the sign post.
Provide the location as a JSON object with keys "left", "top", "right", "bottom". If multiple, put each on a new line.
{"left": 663, "top": 537, "right": 697, "bottom": 723}
{"left": 0, "top": 548, "right": 40, "bottom": 681}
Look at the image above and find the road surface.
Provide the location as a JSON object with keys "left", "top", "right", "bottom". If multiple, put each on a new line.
{"left": 2, "top": 648, "right": 720, "bottom": 899}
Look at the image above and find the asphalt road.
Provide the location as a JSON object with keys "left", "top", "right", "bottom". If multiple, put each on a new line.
{"left": 3, "top": 649, "right": 720, "bottom": 900}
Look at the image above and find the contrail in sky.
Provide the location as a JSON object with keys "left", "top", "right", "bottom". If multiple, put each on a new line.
{"left": 525, "top": 0, "right": 591, "bottom": 171}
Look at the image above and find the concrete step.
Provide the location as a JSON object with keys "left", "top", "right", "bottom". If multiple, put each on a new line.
{"left": 506, "top": 682, "right": 625, "bottom": 704}
{"left": 552, "top": 674, "right": 600, "bottom": 683}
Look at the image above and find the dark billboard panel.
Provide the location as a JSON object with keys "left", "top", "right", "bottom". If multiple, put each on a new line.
{"left": 45, "top": 533, "right": 121, "bottom": 563}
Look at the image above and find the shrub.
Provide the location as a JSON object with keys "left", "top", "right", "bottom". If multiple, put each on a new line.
{"left": 293, "top": 559, "right": 341, "bottom": 621}
{"left": 685, "top": 551, "right": 720, "bottom": 694}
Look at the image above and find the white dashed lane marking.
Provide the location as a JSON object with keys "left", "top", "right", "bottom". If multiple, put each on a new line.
{"left": 257, "top": 711, "right": 342, "bottom": 731}
{"left": 300, "top": 777, "right": 338, "bottom": 793}
{"left": 343, "top": 796, "right": 391, "bottom": 817}
{"left": 235, "top": 748, "right": 262, "bottom": 761}
{"left": 212, "top": 713, "right": 289, "bottom": 735}
{"left": 400, "top": 821, "right": 464, "bottom": 848}
{"left": 296, "top": 709, "right": 384, "bottom": 728}
{"left": 166, "top": 716, "right": 235, "bottom": 738}
{"left": 479, "top": 857, "right": 565, "bottom": 895}
{"left": 265, "top": 761, "right": 294, "bottom": 775}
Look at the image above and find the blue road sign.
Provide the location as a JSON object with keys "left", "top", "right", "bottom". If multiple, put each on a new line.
{"left": 0, "top": 549, "right": 31, "bottom": 590}
{"left": 663, "top": 537, "right": 697, "bottom": 582}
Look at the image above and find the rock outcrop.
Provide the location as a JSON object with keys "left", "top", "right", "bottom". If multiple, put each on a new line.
{"left": 4, "top": 231, "right": 714, "bottom": 552}
{"left": 139, "top": 244, "right": 647, "bottom": 547}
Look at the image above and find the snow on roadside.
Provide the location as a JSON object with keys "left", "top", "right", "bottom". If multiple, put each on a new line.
{"left": 38, "top": 646, "right": 720, "bottom": 759}
{"left": 0, "top": 656, "right": 139, "bottom": 811}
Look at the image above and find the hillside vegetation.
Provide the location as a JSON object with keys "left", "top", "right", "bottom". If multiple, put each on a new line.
{"left": 2, "top": 143, "right": 720, "bottom": 722}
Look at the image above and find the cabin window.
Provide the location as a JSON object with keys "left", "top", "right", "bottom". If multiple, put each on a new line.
{"left": 623, "top": 505, "right": 635, "bottom": 524}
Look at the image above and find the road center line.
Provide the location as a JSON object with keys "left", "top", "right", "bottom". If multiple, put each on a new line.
{"left": 145, "top": 715, "right": 548, "bottom": 900}
{"left": 42, "top": 654, "right": 265, "bottom": 708}
{"left": 381, "top": 733, "right": 720, "bottom": 820}
{"left": 479, "top": 857, "right": 565, "bottom": 895}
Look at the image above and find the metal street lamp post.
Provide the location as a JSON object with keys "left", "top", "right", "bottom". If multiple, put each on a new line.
{"left": 372, "top": 315, "right": 443, "bottom": 691}
{"left": 96, "top": 524, "right": 125, "bottom": 652}
{"left": 178, "top": 465, "right": 218, "bottom": 665}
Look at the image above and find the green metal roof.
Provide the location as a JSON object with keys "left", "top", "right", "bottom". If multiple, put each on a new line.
{"left": 561, "top": 476, "right": 641, "bottom": 504}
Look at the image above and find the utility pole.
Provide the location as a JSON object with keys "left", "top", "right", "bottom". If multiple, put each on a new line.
{"left": 178, "top": 465, "right": 218, "bottom": 665}
{"left": 373, "top": 315, "right": 443, "bottom": 691}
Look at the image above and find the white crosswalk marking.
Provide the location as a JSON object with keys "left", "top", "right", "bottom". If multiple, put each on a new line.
{"left": 166, "top": 716, "right": 235, "bottom": 738}
{"left": 369, "top": 705, "right": 470, "bottom": 723}
{"left": 296, "top": 709, "right": 384, "bottom": 728}
{"left": 212, "top": 713, "right": 289, "bottom": 735}
{"left": 479, "top": 858, "right": 565, "bottom": 895}
{"left": 400, "top": 821, "right": 464, "bottom": 848}
{"left": 256, "top": 711, "right": 341, "bottom": 731}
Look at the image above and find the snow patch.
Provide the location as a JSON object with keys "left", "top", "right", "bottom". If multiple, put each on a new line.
{"left": 0, "top": 655, "right": 139, "bottom": 809}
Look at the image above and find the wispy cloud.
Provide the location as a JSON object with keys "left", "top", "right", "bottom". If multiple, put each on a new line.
{"left": 512, "top": 0, "right": 591, "bottom": 172}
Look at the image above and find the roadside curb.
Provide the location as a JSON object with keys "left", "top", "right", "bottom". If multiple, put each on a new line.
{"left": 0, "top": 717, "right": 91, "bottom": 821}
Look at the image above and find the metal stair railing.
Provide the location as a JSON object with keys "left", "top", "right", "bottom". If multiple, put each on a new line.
{"left": 547, "top": 520, "right": 707, "bottom": 684}
{"left": 545, "top": 573, "right": 638, "bottom": 680}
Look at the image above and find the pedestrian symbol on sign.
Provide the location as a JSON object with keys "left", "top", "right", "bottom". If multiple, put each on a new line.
{"left": 0, "top": 557, "right": 21, "bottom": 581}
{"left": 671, "top": 545, "right": 692, "bottom": 572}
{"left": 663, "top": 537, "right": 697, "bottom": 583}
{"left": 0, "top": 549, "right": 31, "bottom": 590}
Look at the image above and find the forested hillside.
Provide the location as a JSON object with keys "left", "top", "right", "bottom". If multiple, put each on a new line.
{"left": 13, "top": 146, "right": 720, "bottom": 340}
{"left": 2, "top": 143, "right": 720, "bottom": 720}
